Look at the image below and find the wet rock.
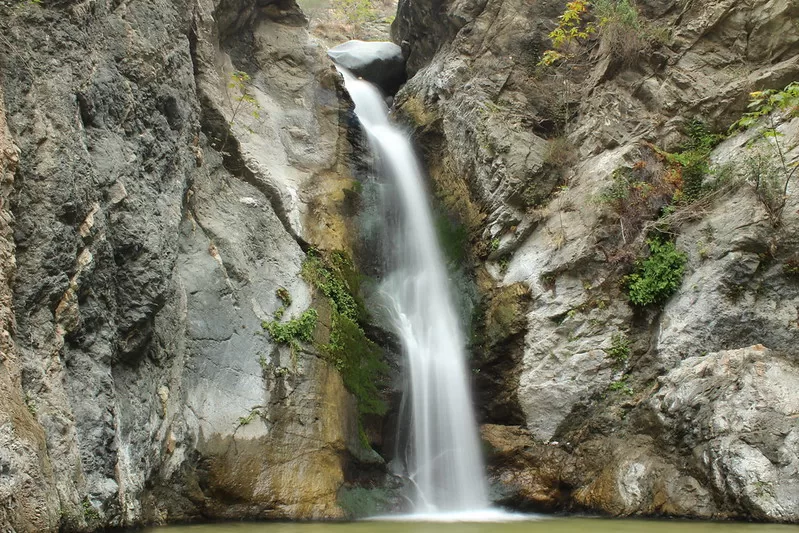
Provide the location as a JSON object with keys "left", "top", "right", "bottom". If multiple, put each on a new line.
{"left": 328, "top": 40, "right": 406, "bottom": 94}
{"left": 481, "top": 424, "right": 570, "bottom": 511}
{"left": 0, "top": 84, "right": 61, "bottom": 533}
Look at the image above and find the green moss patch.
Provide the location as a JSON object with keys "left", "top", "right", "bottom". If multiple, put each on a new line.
{"left": 302, "top": 250, "right": 388, "bottom": 416}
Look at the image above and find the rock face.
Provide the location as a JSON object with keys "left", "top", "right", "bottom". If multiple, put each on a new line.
{"left": 0, "top": 85, "right": 61, "bottom": 533}
{"left": 484, "top": 347, "right": 799, "bottom": 519}
{"left": 0, "top": 0, "right": 386, "bottom": 529}
{"left": 651, "top": 346, "right": 799, "bottom": 521}
{"left": 394, "top": 0, "right": 799, "bottom": 522}
{"left": 327, "top": 40, "right": 406, "bottom": 94}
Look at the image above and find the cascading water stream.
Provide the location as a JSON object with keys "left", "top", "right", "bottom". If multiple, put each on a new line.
{"left": 336, "top": 66, "right": 489, "bottom": 514}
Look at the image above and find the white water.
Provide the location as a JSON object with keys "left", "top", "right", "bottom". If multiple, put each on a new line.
{"left": 336, "top": 67, "right": 489, "bottom": 514}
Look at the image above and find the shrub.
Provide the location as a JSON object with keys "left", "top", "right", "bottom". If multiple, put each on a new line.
{"left": 540, "top": 0, "right": 662, "bottom": 68}
{"left": 538, "top": 0, "right": 595, "bottom": 66}
{"left": 545, "top": 136, "right": 577, "bottom": 167}
{"left": 331, "top": 0, "right": 377, "bottom": 25}
{"left": 220, "top": 70, "right": 262, "bottom": 154}
{"left": 668, "top": 119, "right": 725, "bottom": 202}
{"left": 593, "top": 0, "right": 639, "bottom": 28}
{"left": 626, "top": 237, "right": 687, "bottom": 306}
{"left": 598, "top": 121, "right": 725, "bottom": 256}
{"left": 593, "top": 0, "right": 648, "bottom": 65}
{"left": 608, "top": 376, "right": 634, "bottom": 396}
{"left": 262, "top": 309, "right": 318, "bottom": 352}
{"left": 597, "top": 152, "right": 677, "bottom": 247}
{"left": 732, "top": 82, "right": 799, "bottom": 225}
{"left": 606, "top": 332, "right": 630, "bottom": 366}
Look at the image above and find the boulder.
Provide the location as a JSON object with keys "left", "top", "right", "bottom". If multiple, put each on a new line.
{"left": 650, "top": 346, "right": 799, "bottom": 521}
{"left": 328, "top": 40, "right": 406, "bottom": 94}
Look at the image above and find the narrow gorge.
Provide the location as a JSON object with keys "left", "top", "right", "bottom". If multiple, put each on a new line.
{"left": 0, "top": 0, "right": 798, "bottom": 531}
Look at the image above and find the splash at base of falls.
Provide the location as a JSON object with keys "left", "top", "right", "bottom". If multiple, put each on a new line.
{"left": 367, "top": 510, "right": 542, "bottom": 522}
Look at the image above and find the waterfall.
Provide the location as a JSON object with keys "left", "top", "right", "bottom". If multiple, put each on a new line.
{"left": 336, "top": 67, "right": 489, "bottom": 513}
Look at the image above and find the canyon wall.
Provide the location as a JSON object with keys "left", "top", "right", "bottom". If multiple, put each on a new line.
{"left": 393, "top": 0, "right": 799, "bottom": 521}
{"left": 0, "top": 0, "right": 385, "bottom": 529}
{"left": 2, "top": 0, "right": 799, "bottom": 528}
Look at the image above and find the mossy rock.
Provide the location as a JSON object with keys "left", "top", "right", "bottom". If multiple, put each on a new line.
{"left": 396, "top": 94, "right": 438, "bottom": 128}
{"left": 337, "top": 486, "right": 402, "bottom": 519}
{"left": 302, "top": 250, "right": 389, "bottom": 417}
{"left": 483, "top": 283, "right": 530, "bottom": 347}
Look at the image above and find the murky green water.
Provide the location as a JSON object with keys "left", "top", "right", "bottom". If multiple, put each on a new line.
{"left": 144, "top": 518, "right": 799, "bottom": 533}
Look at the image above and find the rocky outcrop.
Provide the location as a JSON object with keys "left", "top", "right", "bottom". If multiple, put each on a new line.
{"left": 0, "top": 0, "right": 385, "bottom": 529}
{"left": 484, "top": 346, "right": 799, "bottom": 520}
{"left": 394, "top": 0, "right": 799, "bottom": 522}
{"left": 650, "top": 346, "right": 799, "bottom": 520}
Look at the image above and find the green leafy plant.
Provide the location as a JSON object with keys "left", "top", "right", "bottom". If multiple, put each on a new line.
{"left": 262, "top": 307, "right": 318, "bottom": 365}
{"left": 732, "top": 82, "right": 799, "bottom": 225}
{"left": 237, "top": 408, "right": 260, "bottom": 426}
{"left": 302, "top": 251, "right": 365, "bottom": 323}
{"left": 626, "top": 237, "right": 686, "bottom": 306}
{"left": 672, "top": 120, "right": 726, "bottom": 202}
{"left": 734, "top": 83, "right": 799, "bottom": 130}
{"left": 646, "top": 120, "right": 726, "bottom": 205}
{"left": 608, "top": 376, "right": 634, "bottom": 396}
{"left": 538, "top": 0, "right": 596, "bottom": 66}
{"left": 539, "top": 0, "right": 660, "bottom": 67}
{"left": 606, "top": 332, "right": 631, "bottom": 366}
{"left": 593, "top": 0, "right": 638, "bottom": 27}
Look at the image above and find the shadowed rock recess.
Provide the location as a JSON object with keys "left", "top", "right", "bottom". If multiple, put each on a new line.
{"left": 0, "top": 0, "right": 797, "bottom": 530}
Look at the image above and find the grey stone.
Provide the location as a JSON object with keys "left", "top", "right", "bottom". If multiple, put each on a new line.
{"left": 392, "top": 0, "right": 799, "bottom": 521}
{"left": 328, "top": 40, "right": 406, "bottom": 94}
{"left": 650, "top": 346, "right": 799, "bottom": 521}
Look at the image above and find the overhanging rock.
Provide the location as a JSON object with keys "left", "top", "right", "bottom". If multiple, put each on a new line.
{"left": 328, "top": 40, "right": 406, "bottom": 95}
